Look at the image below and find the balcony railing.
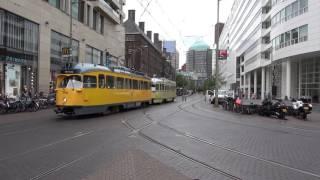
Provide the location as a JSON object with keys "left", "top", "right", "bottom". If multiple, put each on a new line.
{"left": 274, "top": 36, "right": 308, "bottom": 51}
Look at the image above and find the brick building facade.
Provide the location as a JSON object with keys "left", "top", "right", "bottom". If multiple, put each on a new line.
{"left": 124, "top": 10, "right": 174, "bottom": 80}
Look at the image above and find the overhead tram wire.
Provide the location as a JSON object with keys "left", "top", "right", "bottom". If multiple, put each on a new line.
{"left": 153, "top": 0, "right": 187, "bottom": 49}
{"left": 139, "top": 0, "right": 155, "bottom": 21}
{"left": 135, "top": 0, "right": 173, "bottom": 40}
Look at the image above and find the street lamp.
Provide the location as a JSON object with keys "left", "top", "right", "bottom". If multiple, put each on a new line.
{"left": 214, "top": 0, "right": 221, "bottom": 107}
{"left": 67, "top": 0, "right": 96, "bottom": 69}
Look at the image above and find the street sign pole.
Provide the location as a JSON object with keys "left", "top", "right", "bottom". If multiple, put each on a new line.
{"left": 68, "top": 0, "right": 73, "bottom": 70}
{"left": 214, "top": 0, "right": 220, "bottom": 107}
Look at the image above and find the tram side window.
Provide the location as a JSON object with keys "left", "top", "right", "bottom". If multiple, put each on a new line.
{"left": 125, "top": 79, "right": 130, "bottom": 89}
{"left": 83, "top": 76, "right": 97, "bottom": 88}
{"left": 123, "top": 79, "right": 127, "bottom": 89}
{"left": 117, "top": 77, "right": 124, "bottom": 89}
{"left": 143, "top": 81, "right": 147, "bottom": 90}
{"left": 129, "top": 79, "right": 132, "bottom": 89}
{"left": 98, "top": 74, "right": 105, "bottom": 88}
{"left": 156, "top": 84, "right": 160, "bottom": 91}
{"left": 106, "top": 76, "right": 114, "bottom": 89}
{"left": 133, "top": 80, "right": 138, "bottom": 89}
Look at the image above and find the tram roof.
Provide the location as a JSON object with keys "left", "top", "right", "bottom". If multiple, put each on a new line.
{"left": 69, "top": 63, "right": 111, "bottom": 73}
{"left": 63, "top": 63, "right": 150, "bottom": 79}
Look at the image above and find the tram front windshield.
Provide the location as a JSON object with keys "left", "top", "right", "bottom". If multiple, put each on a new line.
{"left": 59, "top": 75, "right": 82, "bottom": 89}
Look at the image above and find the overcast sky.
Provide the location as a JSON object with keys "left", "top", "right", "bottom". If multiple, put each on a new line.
{"left": 124, "top": 0, "right": 235, "bottom": 68}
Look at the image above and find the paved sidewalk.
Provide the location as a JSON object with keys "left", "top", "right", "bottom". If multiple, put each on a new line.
{"left": 84, "top": 149, "right": 191, "bottom": 180}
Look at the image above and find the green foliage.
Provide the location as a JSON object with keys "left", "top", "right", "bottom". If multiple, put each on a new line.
{"left": 176, "top": 74, "right": 188, "bottom": 88}
{"left": 203, "top": 72, "right": 226, "bottom": 90}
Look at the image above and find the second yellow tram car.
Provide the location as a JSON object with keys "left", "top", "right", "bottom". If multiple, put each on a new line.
{"left": 55, "top": 64, "right": 152, "bottom": 115}
{"left": 151, "top": 78, "right": 176, "bottom": 104}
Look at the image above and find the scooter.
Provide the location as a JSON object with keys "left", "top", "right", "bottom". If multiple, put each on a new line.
{"left": 288, "top": 99, "right": 312, "bottom": 120}
{"left": 259, "top": 99, "right": 287, "bottom": 119}
{"left": 223, "top": 97, "right": 234, "bottom": 111}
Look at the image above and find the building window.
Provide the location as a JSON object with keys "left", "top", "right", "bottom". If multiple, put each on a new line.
{"left": 85, "top": 45, "right": 102, "bottom": 64}
{"left": 272, "top": 0, "right": 308, "bottom": 27}
{"left": 300, "top": 0, "right": 308, "bottom": 12}
{"left": 0, "top": 10, "right": 39, "bottom": 53}
{"left": 291, "top": 28, "right": 299, "bottom": 44}
{"left": 285, "top": 31, "right": 291, "bottom": 47}
{"left": 24, "top": 21, "right": 39, "bottom": 53}
{"left": 87, "top": 5, "right": 91, "bottom": 26}
{"left": 93, "top": 9, "right": 97, "bottom": 30}
{"left": 285, "top": 3, "right": 292, "bottom": 20}
{"left": 272, "top": 24, "right": 308, "bottom": 51}
{"left": 5, "top": 13, "right": 24, "bottom": 50}
{"left": 79, "top": 1, "right": 85, "bottom": 23}
{"left": 299, "top": 25, "right": 308, "bottom": 42}
{"left": 100, "top": 15, "right": 104, "bottom": 34}
{"left": 51, "top": 31, "right": 79, "bottom": 65}
{"left": 0, "top": 10, "right": 4, "bottom": 46}
{"left": 48, "top": 0, "right": 60, "bottom": 9}
{"left": 72, "top": 1, "right": 79, "bottom": 20}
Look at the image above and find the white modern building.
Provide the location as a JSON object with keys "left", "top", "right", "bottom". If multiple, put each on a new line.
{"left": 219, "top": 0, "right": 320, "bottom": 103}
{"left": 0, "top": 0, "right": 125, "bottom": 96}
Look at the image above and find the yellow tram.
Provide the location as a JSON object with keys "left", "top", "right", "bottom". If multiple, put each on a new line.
{"left": 55, "top": 64, "right": 151, "bottom": 115}
{"left": 151, "top": 78, "right": 176, "bottom": 104}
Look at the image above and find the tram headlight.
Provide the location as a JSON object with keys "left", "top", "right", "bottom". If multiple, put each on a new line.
{"left": 63, "top": 97, "right": 67, "bottom": 103}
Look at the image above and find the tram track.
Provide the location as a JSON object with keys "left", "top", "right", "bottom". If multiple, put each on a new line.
{"left": 123, "top": 98, "right": 242, "bottom": 180}
{"left": 122, "top": 96, "right": 320, "bottom": 179}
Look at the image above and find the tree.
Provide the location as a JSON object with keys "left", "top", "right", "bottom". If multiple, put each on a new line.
{"left": 203, "top": 72, "right": 226, "bottom": 90}
{"left": 176, "top": 74, "right": 188, "bottom": 88}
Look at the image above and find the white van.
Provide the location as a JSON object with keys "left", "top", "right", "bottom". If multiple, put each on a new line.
{"left": 206, "top": 90, "right": 235, "bottom": 104}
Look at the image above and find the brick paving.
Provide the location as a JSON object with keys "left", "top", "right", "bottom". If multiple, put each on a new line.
{"left": 84, "top": 149, "right": 191, "bottom": 180}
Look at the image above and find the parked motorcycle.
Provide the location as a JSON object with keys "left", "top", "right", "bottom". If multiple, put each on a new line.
{"left": 47, "top": 93, "right": 56, "bottom": 106}
{"left": 223, "top": 97, "right": 234, "bottom": 111}
{"left": 287, "top": 98, "right": 312, "bottom": 120}
{"left": 259, "top": 99, "right": 287, "bottom": 119}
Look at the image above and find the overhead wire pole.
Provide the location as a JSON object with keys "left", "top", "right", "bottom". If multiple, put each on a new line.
{"left": 69, "top": 0, "right": 73, "bottom": 69}
{"left": 214, "top": 0, "right": 220, "bottom": 107}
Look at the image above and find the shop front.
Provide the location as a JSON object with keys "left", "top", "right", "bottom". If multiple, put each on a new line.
{"left": 0, "top": 9, "right": 39, "bottom": 98}
{"left": 0, "top": 53, "right": 38, "bottom": 98}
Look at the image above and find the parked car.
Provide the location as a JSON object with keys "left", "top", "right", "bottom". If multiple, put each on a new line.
{"left": 207, "top": 90, "right": 234, "bottom": 104}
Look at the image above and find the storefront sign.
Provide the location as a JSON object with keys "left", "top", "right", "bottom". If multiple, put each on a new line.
{"left": 0, "top": 55, "right": 27, "bottom": 64}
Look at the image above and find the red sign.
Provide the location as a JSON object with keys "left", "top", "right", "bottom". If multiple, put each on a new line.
{"left": 219, "top": 50, "right": 228, "bottom": 59}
